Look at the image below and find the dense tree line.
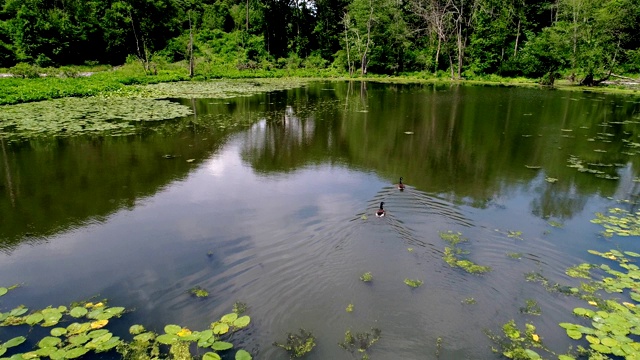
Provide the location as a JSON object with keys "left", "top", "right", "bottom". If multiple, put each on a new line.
{"left": 0, "top": 0, "right": 639, "bottom": 83}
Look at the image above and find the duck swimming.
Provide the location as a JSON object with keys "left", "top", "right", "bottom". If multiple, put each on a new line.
{"left": 376, "top": 202, "right": 386, "bottom": 217}
{"left": 398, "top": 177, "right": 405, "bottom": 191}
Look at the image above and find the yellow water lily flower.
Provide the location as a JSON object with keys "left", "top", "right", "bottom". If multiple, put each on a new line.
{"left": 532, "top": 334, "right": 540, "bottom": 342}
{"left": 623, "top": 302, "right": 636, "bottom": 308}
{"left": 85, "top": 302, "right": 94, "bottom": 308}
{"left": 94, "top": 302, "right": 105, "bottom": 308}
{"left": 177, "top": 328, "right": 192, "bottom": 337}
{"left": 588, "top": 301, "right": 598, "bottom": 306}
{"left": 91, "top": 320, "right": 109, "bottom": 329}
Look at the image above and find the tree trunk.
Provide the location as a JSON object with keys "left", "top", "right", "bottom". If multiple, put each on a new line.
{"left": 513, "top": 18, "right": 520, "bottom": 57}
{"left": 188, "top": 11, "right": 194, "bottom": 78}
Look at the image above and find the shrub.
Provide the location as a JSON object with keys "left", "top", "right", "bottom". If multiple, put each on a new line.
{"left": 9, "top": 62, "right": 40, "bottom": 78}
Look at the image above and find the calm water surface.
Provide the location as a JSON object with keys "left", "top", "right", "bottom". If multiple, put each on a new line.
{"left": 2, "top": 82, "right": 640, "bottom": 359}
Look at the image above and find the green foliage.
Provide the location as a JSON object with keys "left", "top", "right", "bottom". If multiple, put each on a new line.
{"left": 590, "top": 208, "right": 640, "bottom": 237}
{"left": 487, "top": 320, "right": 546, "bottom": 359}
{"left": 189, "top": 286, "right": 209, "bottom": 298}
{"left": 404, "top": 278, "right": 423, "bottom": 288}
{"left": 273, "top": 328, "right": 316, "bottom": 358}
{"left": 338, "top": 328, "right": 381, "bottom": 359}
{"left": 440, "top": 231, "right": 492, "bottom": 274}
{"left": 360, "top": 272, "right": 373, "bottom": 282}
{"left": 9, "top": 62, "right": 39, "bottom": 78}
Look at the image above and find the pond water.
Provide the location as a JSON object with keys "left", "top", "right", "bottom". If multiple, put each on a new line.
{"left": 2, "top": 82, "right": 640, "bottom": 359}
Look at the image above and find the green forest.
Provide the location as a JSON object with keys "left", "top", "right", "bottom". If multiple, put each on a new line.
{"left": 0, "top": 0, "right": 639, "bottom": 84}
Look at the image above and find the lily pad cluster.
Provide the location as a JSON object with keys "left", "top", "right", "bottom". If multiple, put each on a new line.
{"left": 439, "top": 231, "right": 491, "bottom": 274}
{"left": 557, "top": 250, "right": 640, "bottom": 358}
{"left": 0, "top": 97, "right": 193, "bottom": 140}
{"left": 590, "top": 208, "right": 640, "bottom": 237}
{"left": 0, "top": 288, "right": 253, "bottom": 360}
{"left": 566, "top": 155, "right": 621, "bottom": 180}
{"left": 134, "top": 79, "right": 309, "bottom": 100}
{"left": 0, "top": 300, "right": 126, "bottom": 359}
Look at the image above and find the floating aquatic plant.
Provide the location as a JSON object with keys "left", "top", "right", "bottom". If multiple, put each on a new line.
{"left": 0, "top": 291, "right": 252, "bottom": 360}
{"left": 440, "top": 231, "right": 492, "bottom": 274}
{"left": 0, "top": 97, "right": 193, "bottom": 140}
{"left": 486, "top": 320, "right": 547, "bottom": 359}
{"left": 590, "top": 208, "right": 640, "bottom": 237}
{"left": 346, "top": 304, "right": 354, "bottom": 313}
{"left": 273, "top": 328, "right": 316, "bottom": 359}
{"left": 548, "top": 220, "right": 564, "bottom": 228}
{"left": 189, "top": 286, "right": 209, "bottom": 298}
{"left": 519, "top": 299, "right": 541, "bottom": 315}
{"left": 233, "top": 301, "right": 248, "bottom": 315}
{"left": 338, "top": 328, "right": 381, "bottom": 360}
{"left": 404, "top": 278, "right": 423, "bottom": 288}
{"left": 462, "top": 297, "right": 477, "bottom": 305}
{"left": 507, "top": 253, "right": 523, "bottom": 260}
{"left": 360, "top": 272, "right": 373, "bottom": 282}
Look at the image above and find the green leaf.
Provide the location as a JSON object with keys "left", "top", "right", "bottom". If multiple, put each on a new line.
{"left": 524, "top": 349, "right": 541, "bottom": 359}
{"left": 50, "top": 327, "right": 67, "bottom": 336}
{"left": 25, "top": 313, "right": 44, "bottom": 325}
{"left": 133, "top": 332, "right": 156, "bottom": 343}
{"left": 65, "top": 347, "right": 89, "bottom": 359}
{"left": 49, "top": 349, "right": 66, "bottom": 360}
{"left": 213, "top": 322, "right": 229, "bottom": 335}
{"left": 233, "top": 316, "right": 250, "bottom": 329}
{"left": 221, "top": 313, "right": 238, "bottom": 324}
{"left": 69, "top": 307, "right": 88, "bottom": 318}
{"left": 566, "top": 329, "right": 582, "bottom": 340}
{"left": 68, "top": 335, "right": 91, "bottom": 346}
{"left": 164, "top": 324, "right": 182, "bottom": 334}
{"left": 129, "top": 324, "right": 145, "bottom": 335}
{"left": 203, "top": 352, "right": 222, "bottom": 360}
{"left": 4, "top": 336, "right": 26, "bottom": 348}
{"left": 590, "top": 343, "right": 611, "bottom": 353}
{"left": 211, "top": 341, "right": 234, "bottom": 351}
{"left": 235, "top": 349, "right": 252, "bottom": 360}
{"left": 156, "top": 334, "right": 178, "bottom": 345}
{"left": 38, "top": 336, "right": 62, "bottom": 348}
{"left": 0, "top": 287, "right": 7, "bottom": 296}
{"left": 95, "top": 337, "right": 121, "bottom": 352}
{"left": 10, "top": 307, "right": 28, "bottom": 316}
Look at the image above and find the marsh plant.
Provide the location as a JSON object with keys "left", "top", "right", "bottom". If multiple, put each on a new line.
{"left": 273, "top": 328, "right": 316, "bottom": 358}
{"left": 338, "top": 328, "right": 381, "bottom": 360}
{"left": 0, "top": 286, "right": 252, "bottom": 360}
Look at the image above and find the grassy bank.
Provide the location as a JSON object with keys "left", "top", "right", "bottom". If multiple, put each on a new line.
{"left": 1, "top": 63, "right": 639, "bottom": 106}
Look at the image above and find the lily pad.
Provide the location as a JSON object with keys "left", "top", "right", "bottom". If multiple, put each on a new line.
{"left": 69, "top": 307, "right": 88, "bottom": 318}
{"left": 4, "top": 336, "right": 26, "bottom": 348}
{"left": 235, "top": 349, "right": 252, "bottom": 360}
{"left": 233, "top": 316, "right": 250, "bottom": 329}
{"left": 203, "top": 352, "right": 222, "bottom": 360}
{"left": 211, "top": 341, "right": 234, "bottom": 351}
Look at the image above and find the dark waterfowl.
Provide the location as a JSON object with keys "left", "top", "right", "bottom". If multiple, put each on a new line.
{"left": 376, "top": 202, "right": 386, "bottom": 217}
{"left": 398, "top": 177, "right": 405, "bottom": 191}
